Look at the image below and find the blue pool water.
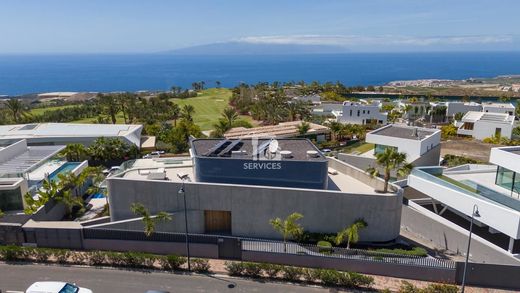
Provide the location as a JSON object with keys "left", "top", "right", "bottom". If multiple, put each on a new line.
{"left": 48, "top": 162, "right": 81, "bottom": 182}
{"left": 91, "top": 193, "right": 106, "bottom": 199}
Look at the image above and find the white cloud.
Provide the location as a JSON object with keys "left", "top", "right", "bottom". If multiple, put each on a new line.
{"left": 236, "top": 34, "right": 514, "bottom": 47}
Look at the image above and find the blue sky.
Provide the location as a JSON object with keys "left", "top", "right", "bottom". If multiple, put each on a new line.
{"left": 1, "top": 0, "right": 519, "bottom": 53}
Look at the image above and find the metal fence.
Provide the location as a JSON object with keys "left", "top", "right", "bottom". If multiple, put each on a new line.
{"left": 242, "top": 239, "right": 456, "bottom": 270}
{"left": 83, "top": 228, "right": 220, "bottom": 244}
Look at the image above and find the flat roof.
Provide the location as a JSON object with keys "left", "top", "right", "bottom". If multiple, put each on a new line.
{"left": 224, "top": 121, "right": 329, "bottom": 140}
{"left": 462, "top": 111, "right": 514, "bottom": 123}
{"left": 0, "top": 145, "right": 64, "bottom": 174}
{"left": 0, "top": 123, "right": 142, "bottom": 140}
{"left": 368, "top": 124, "right": 439, "bottom": 141}
{"left": 482, "top": 102, "right": 515, "bottom": 109}
{"left": 191, "top": 138, "right": 326, "bottom": 161}
{"left": 117, "top": 158, "right": 376, "bottom": 194}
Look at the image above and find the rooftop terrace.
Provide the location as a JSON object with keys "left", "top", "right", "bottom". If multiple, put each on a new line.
{"left": 368, "top": 124, "right": 438, "bottom": 141}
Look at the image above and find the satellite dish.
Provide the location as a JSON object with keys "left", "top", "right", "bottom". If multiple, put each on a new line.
{"left": 269, "top": 139, "right": 279, "bottom": 153}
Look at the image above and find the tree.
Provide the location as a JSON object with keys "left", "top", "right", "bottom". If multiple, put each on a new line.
{"left": 441, "top": 124, "right": 458, "bottom": 139}
{"left": 221, "top": 107, "right": 239, "bottom": 128}
{"left": 131, "top": 203, "right": 172, "bottom": 237}
{"left": 180, "top": 105, "right": 195, "bottom": 123}
{"left": 269, "top": 212, "right": 304, "bottom": 252}
{"left": 0, "top": 208, "right": 4, "bottom": 218}
{"left": 61, "top": 143, "right": 87, "bottom": 162}
{"left": 454, "top": 112, "right": 464, "bottom": 121}
{"left": 326, "top": 121, "right": 343, "bottom": 141}
{"left": 54, "top": 189, "right": 84, "bottom": 219}
{"left": 216, "top": 81, "right": 221, "bottom": 88}
{"left": 5, "top": 99, "right": 27, "bottom": 123}
{"left": 335, "top": 219, "right": 367, "bottom": 249}
{"left": 96, "top": 94, "right": 119, "bottom": 124}
{"left": 366, "top": 148, "right": 412, "bottom": 193}
{"left": 298, "top": 121, "right": 311, "bottom": 135}
{"left": 23, "top": 178, "right": 61, "bottom": 214}
{"left": 170, "top": 103, "right": 181, "bottom": 126}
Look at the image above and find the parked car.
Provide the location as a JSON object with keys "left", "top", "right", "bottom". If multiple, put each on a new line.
{"left": 26, "top": 281, "right": 92, "bottom": 293}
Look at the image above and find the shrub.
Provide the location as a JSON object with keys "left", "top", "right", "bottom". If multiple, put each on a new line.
{"left": 261, "top": 263, "right": 282, "bottom": 278}
{"left": 242, "top": 262, "right": 262, "bottom": 278}
{"left": 399, "top": 281, "right": 421, "bottom": 293}
{"left": 225, "top": 261, "right": 245, "bottom": 276}
{"left": 191, "top": 258, "right": 210, "bottom": 273}
{"left": 70, "top": 252, "right": 87, "bottom": 265}
{"left": 318, "top": 269, "right": 342, "bottom": 286}
{"left": 88, "top": 251, "right": 106, "bottom": 266}
{"left": 160, "top": 254, "right": 187, "bottom": 271}
{"left": 374, "top": 247, "right": 428, "bottom": 257}
{"left": 54, "top": 249, "right": 70, "bottom": 264}
{"left": 317, "top": 241, "right": 332, "bottom": 253}
{"left": 105, "top": 251, "right": 124, "bottom": 267}
{"left": 301, "top": 268, "right": 321, "bottom": 283}
{"left": 337, "top": 272, "right": 354, "bottom": 287}
{"left": 349, "top": 271, "right": 374, "bottom": 288}
{"left": 281, "top": 266, "right": 303, "bottom": 281}
{"left": 0, "top": 245, "right": 26, "bottom": 261}
{"left": 422, "top": 283, "right": 458, "bottom": 293}
{"left": 34, "top": 248, "right": 52, "bottom": 263}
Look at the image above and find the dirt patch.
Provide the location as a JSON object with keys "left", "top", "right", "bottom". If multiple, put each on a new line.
{"left": 441, "top": 139, "right": 500, "bottom": 162}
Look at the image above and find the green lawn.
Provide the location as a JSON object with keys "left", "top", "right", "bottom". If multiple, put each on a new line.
{"left": 339, "top": 142, "right": 375, "bottom": 154}
{"left": 435, "top": 175, "right": 477, "bottom": 193}
{"left": 29, "top": 105, "right": 78, "bottom": 116}
{"left": 172, "top": 88, "right": 253, "bottom": 130}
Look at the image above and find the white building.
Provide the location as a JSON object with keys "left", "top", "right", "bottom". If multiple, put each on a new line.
{"left": 333, "top": 101, "right": 387, "bottom": 125}
{"left": 482, "top": 102, "right": 515, "bottom": 116}
{"left": 0, "top": 123, "right": 144, "bottom": 148}
{"left": 408, "top": 146, "right": 520, "bottom": 254}
{"left": 446, "top": 102, "right": 482, "bottom": 118}
{"left": 456, "top": 111, "right": 514, "bottom": 140}
{"left": 366, "top": 124, "right": 441, "bottom": 164}
{"left": 0, "top": 140, "right": 87, "bottom": 212}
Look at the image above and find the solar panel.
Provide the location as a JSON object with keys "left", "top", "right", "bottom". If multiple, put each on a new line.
{"left": 19, "top": 124, "right": 39, "bottom": 131}
{"left": 203, "top": 140, "right": 231, "bottom": 156}
{"left": 252, "top": 140, "right": 272, "bottom": 157}
{"left": 217, "top": 140, "right": 243, "bottom": 157}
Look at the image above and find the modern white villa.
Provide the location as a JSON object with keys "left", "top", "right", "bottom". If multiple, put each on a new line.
{"left": 455, "top": 111, "right": 515, "bottom": 140}
{"left": 482, "top": 102, "right": 515, "bottom": 116}
{"left": 446, "top": 102, "right": 482, "bottom": 119}
{"left": 408, "top": 146, "right": 520, "bottom": 255}
{"left": 0, "top": 123, "right": 145, "bottom": 148}
{"left": 0, "top": 140, "right": 87, "bottom": 212}
{"left": 333, "top": 101, "right": 388, "bottom": 125}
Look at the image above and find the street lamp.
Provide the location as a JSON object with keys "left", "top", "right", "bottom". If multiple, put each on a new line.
{"left": 461, "top": 204, "right": 480, "bottom": 293}
{"left": 177, "top": 173, "right": 191, "bottom": 272}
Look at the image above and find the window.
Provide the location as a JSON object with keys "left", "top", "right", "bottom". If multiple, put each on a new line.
{"left": 462, "top": 122, "right": 474, "bottom": 130}
{"left": 367, "top": 110, "right": 370, "bottom": 114}
{"left": 0, "top": 187, "right": 23, "bottom": 211}
{"left": 362, "top": 110, "right": 365, "bottom": 114}
{"left": 496, "top": 166, "right": 516, "bottom": 192}
{"left": 495, "top": 128, "right": 502, "bottom": 137}
{"left": 349, "top": 109, "right": 352, "bottom": 116}
{"left": 357, "top": 110, "right": 360, "bottom": 117}
{"left": 59, "top": 283, "right": 79, "bottom": 293}
{"left": 374, "top": 144, "right": 397, "bottom": 155}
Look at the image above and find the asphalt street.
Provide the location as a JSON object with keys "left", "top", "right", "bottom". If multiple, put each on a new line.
{"left": 0, "top": 263, "right": 330, "bottom": 293}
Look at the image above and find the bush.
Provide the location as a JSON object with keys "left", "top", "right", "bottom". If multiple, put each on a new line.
{"left": 422, "top": 283, "right": 458, "bottom": 293}
{"left": 54, "top": 249, "right": 70, "bottom": 264}
{"left": 70, "top": 252, "right": 87, "bottom": 265}
{"left": 105, "top": 251, "right": 124, "bottom": 267}
{"left": 191, "top": 258, "right": 210, "bottom": 273}
{"left": 225, "top": 261, "right": 245, "bottom": 276}
{"left": 318, "top": 269, "right": 342, "bottom": 286}
{"left": 34, "top": 248, "right": 52, "bottom": 263}
{"left": 349, "top": 271, "right": 374, "bottom": 287}
{"left": 374, "top": 247, "right": 428, "bottom": 257}
{"left": 302, "top": 268, "right": 321, "bottom": 283}
{"left": 261, "top": 263, "right": 282, "bottom": 278}
{"left": 243, "top": 262, "right": 262, "bottom": 278}
{"left": 317, "top": 241, "right": 332, "bottom": 253}
{"left": 88, "top": 251, "right": 106, "bottom": 266}
{"left": 160, "top": 254, "right": 187, "bottom": 271}
{"left": 281, "top": 266, "right": 303, "bottom": 281}
{"left": 0, "top": 245, "right": 26, "bottom": 261}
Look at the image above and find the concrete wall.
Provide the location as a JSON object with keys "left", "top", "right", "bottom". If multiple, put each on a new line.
{"left": 446, "top": 102, "right": 482, "bottom": 117}
{"left": 401, "top": 202, "right": 520, "bottom": 265}
{"left": 0, "top": 139, "right": 27, "bottom": 163}
{"left": 473, "top": 119, "right": 513, "bottom": 140}
{"left": 108, "top": 160, "right": 402, "bottom": 242}
{"left": 31, "top": 200, "right": 67, "bottom": 222}
{"left": 0, "top": 223, "right": 25, "bottom": 245}
{"left": 455, "top": 262, "right": 520, "bottom": 289}
{"left": 242, "top": 250, "right": 456, "bottom": 283}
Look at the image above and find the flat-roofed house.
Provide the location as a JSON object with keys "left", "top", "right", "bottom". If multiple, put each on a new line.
{"left": 482, "top": 102, "right": 515, "bottom": 116}
{"left": 333, "top": 101, "right": 387, "bottom": 125}
{"left": 456, "top": 111, "right": 514, "bottom": 140}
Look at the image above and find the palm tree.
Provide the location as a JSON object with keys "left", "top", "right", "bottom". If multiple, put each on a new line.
{"left": 326, "top": 121, "right": 343, "bottom": 141}
{"left": 212, "top": 119, "right": 230, "bottom": 138}
{"left": 298, "top": 121, "right": 311, "bottom": 135}
{"left": 23, "top": 178, "right": 61, "bottom": 214}
{"left": 5, "top": 99, "right": 27, "bottom": 123}
{"left": 180, "top": 105, "right": 195, "bottom": 123}
{"left": 131, "top": 203, "right": 172, "bottom": 237}
{"left": 55, "top": 189, "right": 84, "bottom": 219}
{"left": 269, "top": 212, "right": 304, "bottom": 252}
{"left": 335, "top": 219, "right": 367, "bottom": 249}
{"left": 366, "top": 148, "right": 412, "bottom": 193}
{"left": 96, "top": 94, "right": 119, "bottom": 124}
{"left": 57, "top": 172, "right": 86, "bottom": 198}
{"left": 221, "top": 107, "right": 239, "bottom": 128}
{"left": 170, "top": 103, "right": 181, "bottom": 126}
{"left": 61, "top": 143, "right": 87, "bottom": 162}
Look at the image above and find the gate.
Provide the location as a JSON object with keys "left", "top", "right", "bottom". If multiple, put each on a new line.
{"left": 218, "top": 237, "right": 242, "bottom": 260}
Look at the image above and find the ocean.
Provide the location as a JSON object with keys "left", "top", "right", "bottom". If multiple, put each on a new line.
{"left": 1, "top": 52, "right": 520, "bottom": 96}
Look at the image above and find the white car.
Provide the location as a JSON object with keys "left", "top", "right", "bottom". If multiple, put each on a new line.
{"left": 26, "top": 281, "right": 93, "bottom": 293}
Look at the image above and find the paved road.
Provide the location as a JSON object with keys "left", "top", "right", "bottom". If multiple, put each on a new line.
{"left": 0, "top": 263, "right": 329, "bottom": 293}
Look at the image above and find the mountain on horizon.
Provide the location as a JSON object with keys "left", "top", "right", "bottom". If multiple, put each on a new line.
{"left": 165, "top": 42, "right": 350, "bottom": 55}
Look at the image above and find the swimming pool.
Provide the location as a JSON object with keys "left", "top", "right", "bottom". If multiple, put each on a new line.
{"left": 48, "top": 162, "right": 81, "bottom": 182}
{"left": 91, "top": 192, "right": 106, "bottom": 199}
